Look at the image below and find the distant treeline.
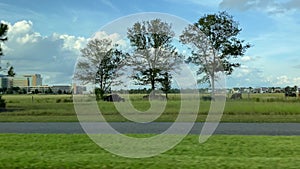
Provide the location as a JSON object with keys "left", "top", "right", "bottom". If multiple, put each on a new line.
{"left": 113, "top": 88, "right": 210, "bottom": 94}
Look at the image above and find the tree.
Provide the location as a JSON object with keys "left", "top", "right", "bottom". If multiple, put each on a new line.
{"left": 180, "top": 11, "right": 251, "bottom": 95}
{"left": 46, "top": 87, "right": 53, "bottom": 94}
{"left": 7, "top": 66, "right": 16, "bottom": 77}
{"left": 159, "top": 72, "right": 172, "bottom": 99}
{"left": 0, "top": 23, "right": 8, "bottom": 70}
{"left": 127, "top": 19, "right": 182, "bottom": 95}
{"left": 0, "top": 23, "right": 8, "bottom": 56}
{"left": 0, "top": 23, "right": 8, "bottom": 107}
{"left": 0, "top": 95, "right": 5, "bottom": 110}
{"left": 74, "top": 38, "right": 126, "bottom": 100}
{"left": 34, "top": 89, "right": 39, "bottom": 94}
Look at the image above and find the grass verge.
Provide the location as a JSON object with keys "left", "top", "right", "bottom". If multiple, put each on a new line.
{"left": 0, "top": 134, "right": 299, "bottom": 168}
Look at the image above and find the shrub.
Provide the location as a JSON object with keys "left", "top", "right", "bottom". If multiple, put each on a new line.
{"left": 201, "top": 96, "right": 213, "bottom": 101}
{"left": 56, "top": 98, "right": 73, "bottom": 103}
{"left": 56, "top": 99, "right": 62, "bottom": 103}
{"left": 0, "top": 95, "right": 6, "bottom": 110}
{"left": 63, "top": 98, "right": 73, "bottom": 103}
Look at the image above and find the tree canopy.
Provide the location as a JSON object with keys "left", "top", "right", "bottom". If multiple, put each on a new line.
{"left": 74, "top": 38, "right": 126, "bottom": 99}
{"left": 180, "top": 11, "right": 251, "bottom": 93}
{"left": 0, "top": 23, "right": 8, "bottom": 56}
{"left": 7, "top": 66, "right": 16, "bottom": 77}
{"left": 127, "top": 19, "right": 182, "bottom": 93}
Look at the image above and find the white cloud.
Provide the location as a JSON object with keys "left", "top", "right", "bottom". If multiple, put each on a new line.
{"left": 273, "top": 75, "right": 300, "bottom": 86}
{"left": 0, "top": 20, "right": 132, "bottom": 85}
{"left": 54, "top": 33, "right": 87, "bottom": 51}
{"left": 275, "top": 75, "right": 289, "bottom": 85}
{"left": 16, "top": 32, "right": 41, "bottom": 44}
{"left": 233, "top": 65, "right": 252, "bottom": 78}
{"left": 1, "top": 20, "right": 88, "bottom": 85}
{"left": 2, "top": 20, "right": 41, "bottom": 45}
{"left": 240, "top": 56, "right": 253, "bottom": 62}
{"left": 9, "top": 20, "right": 33, "bottom": 34}
{"left": 240, "top": 65, "right": 251, "bottom": 74}
{"left": 93, "top": 31, "right": 127, "bottom": 47}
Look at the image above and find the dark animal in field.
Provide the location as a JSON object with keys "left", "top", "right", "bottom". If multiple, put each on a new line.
{"left": 230, "top": 93, "right": 242, "bottom": 100}
{"left": 285, "top": 92, "right": 297, "bottom": 97}
{"left": 103, "top": 94, "right": 125, "bottom": 102}
{"left": 284, "top": 86, "right": 298, "bottom": 97}
{"left": 201, "top": 96, "right": 214, "bottom": 101}
{"left": 143, "top": 94, "right": 166, "bottom": 100}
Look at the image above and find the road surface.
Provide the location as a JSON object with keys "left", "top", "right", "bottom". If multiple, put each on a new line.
{"left": 0, "top": 122, "right": 299, "bottom": 135}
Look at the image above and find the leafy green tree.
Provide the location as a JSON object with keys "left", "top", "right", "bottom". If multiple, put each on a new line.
{"left": 7, "top": 66, "right": 16, "bottom": 77}
{"left": 0, "top": 95, "right": 5, "bottom": 110}
{"left": 57, "top": 89, "right": 62, "bottom": 95}
{"left": 127, "top": 19, "right": 182, "bottom": 95}
{"left": 46, "top": 87, "right": 53, "bottom": 94}
{"left": 0, "top": 23, "right": 8, "bottom": 56}
{"left": 75, "top": 38, "right": 126, "bottom": 100}
{"left": 180, "top": 11, "right": 251, "bottom": 95}
{"left": 0, "top": 23, "right": 8, "bottom": 107}
{"left": 34, "top": 89, "right": 39, "bottom": 94}
{"left": 0, "top": 23, "right": 8, "bottom": 71}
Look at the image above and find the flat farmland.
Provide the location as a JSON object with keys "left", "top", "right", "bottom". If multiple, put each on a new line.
{"left": 0, "top": 93, "right": 299, "bottom": 122}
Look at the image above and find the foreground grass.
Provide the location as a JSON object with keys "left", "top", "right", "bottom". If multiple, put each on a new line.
{"left": 0, "top": 94, "right": 300, "bottom": 122}
{"left": 0, "top": 134, "right": 299, "bottom": 168}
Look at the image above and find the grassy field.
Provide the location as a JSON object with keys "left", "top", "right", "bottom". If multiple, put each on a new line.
{"left": 0, "top": 93, "right": 299, "bottom": 122}
{"left": 0, "top": 134, "right": 299, "bottom": 168}
{"left": 0, "top": 95, "right": 299, "bottom": 168}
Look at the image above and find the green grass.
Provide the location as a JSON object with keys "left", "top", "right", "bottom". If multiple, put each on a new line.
{"left": 0, "top": 134, "right": 299, "bottom": 168}
{"left": 0, "top": 94, "right": 300, "bottom": 122}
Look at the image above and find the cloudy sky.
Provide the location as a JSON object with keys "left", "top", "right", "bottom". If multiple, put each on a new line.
{"left": 0, "top": 0, "right": 300, "bottom": 88}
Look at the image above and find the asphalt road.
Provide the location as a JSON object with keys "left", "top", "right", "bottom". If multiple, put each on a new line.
{"left": 0, "top": 122, "right": 299, "bottom": 135}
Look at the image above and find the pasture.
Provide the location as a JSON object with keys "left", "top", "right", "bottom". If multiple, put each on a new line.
{"left": 0, "top": 93, "right": 299, "bottom": 122}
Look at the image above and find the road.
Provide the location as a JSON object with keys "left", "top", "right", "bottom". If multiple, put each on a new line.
{"left": 0, "top": 122, "right": 299, "bottom": 135}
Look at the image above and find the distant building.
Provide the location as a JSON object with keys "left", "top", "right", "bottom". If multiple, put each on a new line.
{"left": 0, "top": 75, "right": 12, "bottom": 88}
{"left": 0, "top": 73, "right": 42, "bottom": 90}
{"left": 12, "top": 75, "right": 28, "bottom": 87}
{"left": 23, "top": 74, "right": 42, "bottom": 86}
{"left": 72, "top": 83, "right": 87, "bottom": 94}
{"left": 9, "top": 74, "right": 42, "bottom": 88}
{"left": 51, "top": 85, "right": 72, "bottom": 94}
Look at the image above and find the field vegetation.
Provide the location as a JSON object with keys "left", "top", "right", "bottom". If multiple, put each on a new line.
{"left": 0, "top": 93, "right": 299, "bottom": 122}
{"left": 0, "top": 134, "right": 299, "bottom": 169}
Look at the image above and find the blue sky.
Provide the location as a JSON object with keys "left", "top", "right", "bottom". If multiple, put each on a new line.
{"left": 0, "top": 0, "right": 300, "bottom": 88}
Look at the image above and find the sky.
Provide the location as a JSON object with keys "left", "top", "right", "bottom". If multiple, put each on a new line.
{"left": 0, "top": 0, "right": 300, "bottom": 88}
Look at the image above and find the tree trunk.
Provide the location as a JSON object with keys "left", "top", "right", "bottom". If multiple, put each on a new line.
{"left": 151, "top": 70, "right": 155, "bottom": 96}
{"left": 151, "top": 81, "right": 155, "bottom": 96}
{"left": 211, "top": 72, "right": 215, "bottom": 99}
{"left": 98, "top": 73, "right": 104, "bottom": 100}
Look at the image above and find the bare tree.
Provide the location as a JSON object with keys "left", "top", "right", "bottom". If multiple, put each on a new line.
{"left": 74, "top": 38, "right": 126, "bottom": 99}
{"left": 159, "top": 71, "right": 172, "bottom": 99}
